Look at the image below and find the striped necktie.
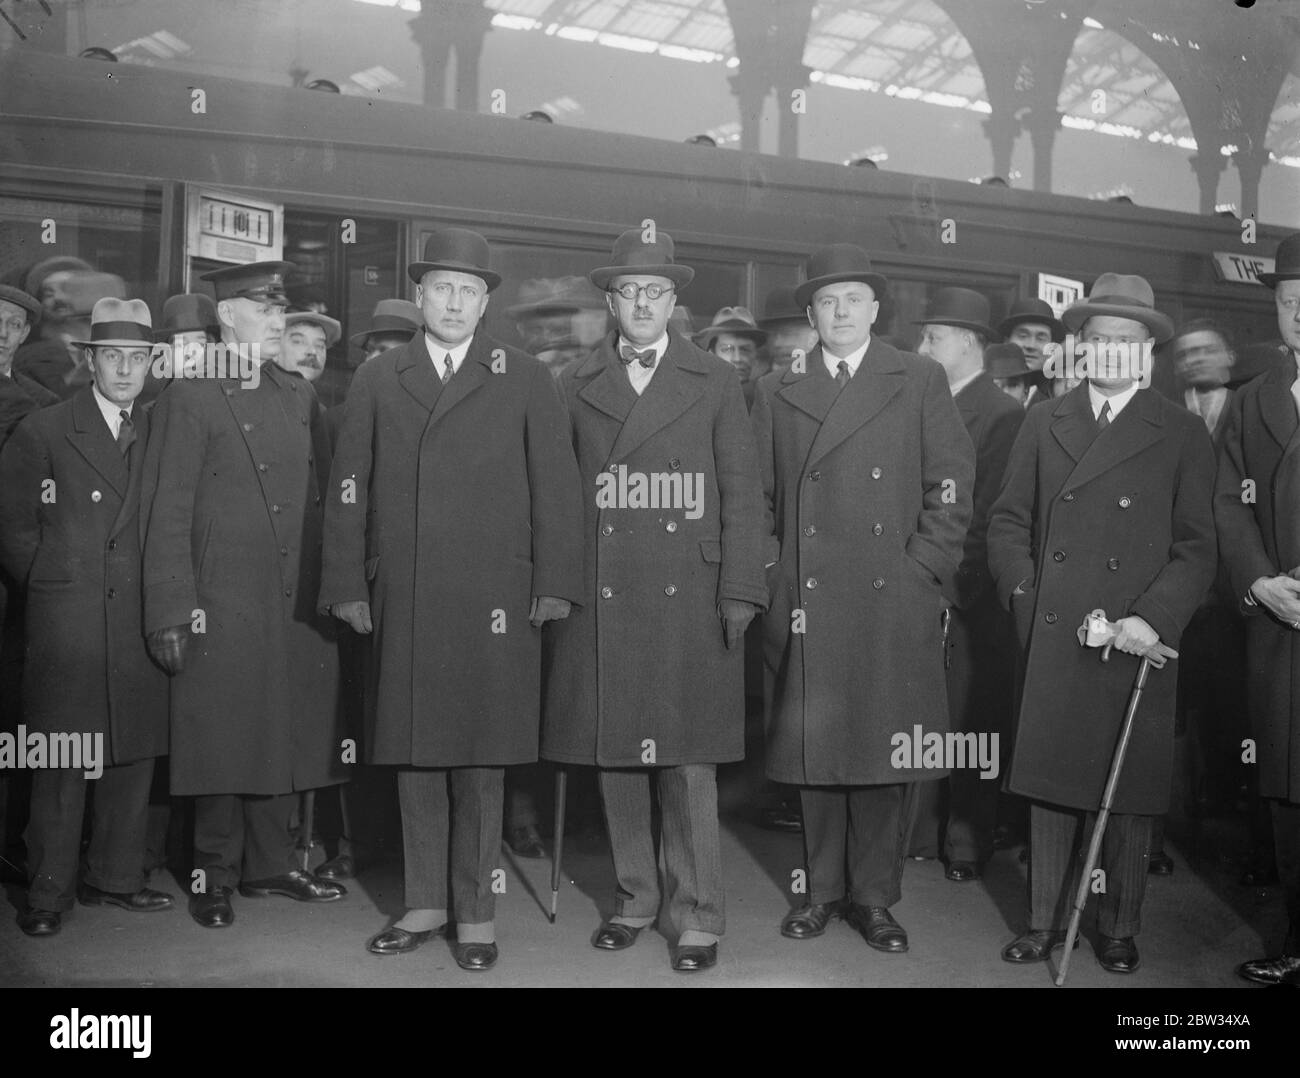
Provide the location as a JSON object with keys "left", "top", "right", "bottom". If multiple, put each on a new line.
{"left": 117, "top": 410, "right": 136, "bottom": 456}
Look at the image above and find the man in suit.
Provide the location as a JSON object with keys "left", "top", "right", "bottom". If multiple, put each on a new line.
{"left": 912, "top": 289, "right": 1024, "bottom": 882}
{"left": 0, "top": 284, "right": 60, "bottom": 446}
{"left": 277, "top": 311, "right": 340, "bottom": 384}
{"left": 320, "top": 229, "right": 584, "bottom": 971}
{"left": 542, "top": 227, "right": 768, "bottom": 973}
{"left": 989, "top": 273, "right": 1217, "bottom": 974}
{"left": 142, "top": 261, "right": 347, "bottom": 930}
{"left": 0, "top": 297, "right": 172, "bottom": 936}
{"left": 751, "top": 244, "right": 973, "bottom": 952}
{"left": 999, "top": 298, "right": 1065, "bottom": 409}
{"left": 1215, "top": 231, "right": 1300, "bottom": 986}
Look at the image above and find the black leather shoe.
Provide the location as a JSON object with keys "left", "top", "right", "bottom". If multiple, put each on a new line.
{"left": 505, "top": 824, "right": 547, "bottom": 859}
{"left": 1236, "top": 954, "right": 1300, "bottom": 986}
{"left": 1098, "top": 935, "right": 1141, "bottom": 973}
{"left": 77, "top": 883, "right": 174, "bottom": 912}
{"left": 18, "top": 907, "right": 61, "bottom": 936}
{"left": 315, "top": 853, "right": 357, "bottom": 881}
{"left": 945, "top": 860, "right": 981, "bottom": 882}
{"left": 845, "top": 904, "right": 908, "bottom": 953}
{"left": 239, "top": 869, "right": 345, "bottom": 902}
{"left": 367, "top": 924, "right": 446, "bottom": 955}
{"left": 671, "top": 943, "right": 717, "bottom": 972}
{"left": 1147, "top": 851, "right": 1174, "bottom": 876}
{"left": 780, "top": 901, "right": 842, "bottom": 939}
{"left": 759, "top": 799, "right": 803, "bottom": 833}
{"left": 189, "top": 887, "right": 234, "bottom": 928}
{"left": 454, "top": 941, "right": 498, "bottom": 971}
{"left": 1001, "top": 929, "right": 1076, "bottom": 963}
{"left": 1239, "top": 864, "right": 1280, "bottom": 887}
{"left": 593, "top": 921, "right": 643, "bottom": 950}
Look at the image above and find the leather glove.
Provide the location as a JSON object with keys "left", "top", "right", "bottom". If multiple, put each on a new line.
{"left": 331, "top": 600, "right": 373, "bottom": 634}
{"left": 719, "top": 599, "right": 758, "bottom": 650}
{"left": 529, "top": 595, "right": 572, "bottom": 627}
{"left": 147, "top": 625, "right": 190, "bottom": 676}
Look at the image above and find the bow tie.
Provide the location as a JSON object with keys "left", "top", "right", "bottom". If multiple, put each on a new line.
{"left": 619, "top": 346, "right": 657, "bottom": 369}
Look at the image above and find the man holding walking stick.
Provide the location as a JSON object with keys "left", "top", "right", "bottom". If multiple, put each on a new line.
{"left": 987, "top": 274, "right": 1217, "bottom": 974}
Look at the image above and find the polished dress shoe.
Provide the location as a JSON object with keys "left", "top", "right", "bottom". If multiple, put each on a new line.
{"left": 315, "top": 854, "right": 356, "bottom": 881}
{"left": 845, "top": 904, "right": 908, "bottom": 953}
{"left": 780, "top": 901, "right": 842, "bottom": 939}
{"left": 189, "top": 887, "right": 234, "bottom": 928}
{"left": 945, "top": 860, "right": 981, "bottom": 882}
{"left": 1147, "top": 851, "right": 1174, "bottom": 876}
{"left": 758, "top": 797, "right": 803, "bottom": 833}
{"left": 671, "top": 943, "right": 717, "bottom": 972}
{"left": 77, "top": 883, "right": 174, "bottom": 912}
{"left": 367, "top": 923, "right": 446, "bottom": 955}
{"left": 454, "top": 941, "right": 498, "bottom": 971}
{"left": 504, "top": 824, "right": 547, "bottom": 859}
{"left": 1098, "top": 935, "right": 1141, "bottom": 973}
{"left": 592, "top": 921, "right": 643, "bottom": 950}
{"left": 1236, "top": 954, "right": 1300, "bottom": 986}
{"left": 239, "top": 869, "right": 345, "bottom": 902}
{"left": 18, "top": 907, "right": 62, "bottom": 936}
{"left": 1239, "top": 863, "right": 1280, "bottom": 887}
{"left": 1001, "top": 929, "right": 1076, "bottom": 963}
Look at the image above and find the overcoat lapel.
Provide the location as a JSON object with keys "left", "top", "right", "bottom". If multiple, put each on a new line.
{"left": 66, "top": 387, "right": 128, "bottom": 497}
{"left": 607, "top": 337, "right": 709, "bottom": 464}
{"left": 800, "top": 339, "right": 906, "bottom": 466}
{"left": 1058, "top": 386, "right": 1165, "bottom": 492}
{"left": 395, "top": 334, "right": 444, "bottom": 415}
{"left": 573, "top": 338, "right": 637, "bottom": 426}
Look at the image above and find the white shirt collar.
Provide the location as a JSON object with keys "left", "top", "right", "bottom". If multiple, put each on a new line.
{"left": 1088, "top": 380, "right": 1141, "bottom": 421}
{"left": 91, "top": 384, "right": 131, "bottom": 436}
{"left": 425, "top": 332, "right": 474, "bottom": 371}
{"left": 822, "top": 337, "right": 870, "bottom": 379}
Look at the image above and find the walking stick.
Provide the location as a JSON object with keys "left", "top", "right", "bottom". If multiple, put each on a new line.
{"left": 298, "top": 790, "right": 316, "bottom": 873}
{"left": 550, "top": 767, "right": 568, "bottom": 923}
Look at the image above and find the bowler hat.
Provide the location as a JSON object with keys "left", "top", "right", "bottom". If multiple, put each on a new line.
{"left": 758, "top": 285, "right": 806, "bottom": 326}
{"left": 285, "top": 310, "right": 342, "bottom": 348}
{"left": 1259, "top": 232, "right": 1300, "bottom": 289}
{"left": 794, "top": 244, "right": 887, "bottom": 310}
{"left": 71, "top": 297, "right": 154, "bottom": 348}
{"left": 349, "top": 299, "right": 422, "bottom": 345}
{"left": 0, "top": 284, "right": 41, "bottom": 322}
{"left": 694, "top": 306, "right": 767, "bottom": 350}
{"left": 407, "top": 228, "right": 501, "bottom": 291}
{"left": 202, "top": 261, "right": 295, "bottom": 304}
{"left": 158, "top": 293, "right": 219, "bottom": 339}
{"left": 914, "top": 287, "right": 994, "bottom": 338}
{"left": 1061, "top": 273, "right": 1174, "bottom": 343}
{"left": 590, "top": 228, "right": 694, "bottom": 290}
{"left": 984, "top": 342, "right": 1032, "bottom": 379}
{"left": 998, "top": 296, "right": 1065, "bottom": 343}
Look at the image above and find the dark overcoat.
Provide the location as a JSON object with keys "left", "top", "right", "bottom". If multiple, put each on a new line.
{"left": 1214, "top": 362, "right": 1300, "bottom": 801}
{"left": 140, "top": 361, "right": 345, "bottom": 796}
{"left": 319, "top": 332, "right": 584, "bottom": 768}
{"left": 751, "top": 340, "right": 974, "bottom": 785}
{"left": 0, "top": 388, "right": 167, "bottom": 764}
{"left": 541, "top": 333, "right": 768, "bottom": 767}
{"left": 987, "top": 385, "right": 1217, "bottom": 814}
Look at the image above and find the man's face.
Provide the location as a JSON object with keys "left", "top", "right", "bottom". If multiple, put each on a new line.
{"left": 765, "top": 320, "right": 819, "bottom": 372}
{"left": 0, "top": 299, "right": 32, "bottom": 374}
{"left": 1008, "top": 322, "right": 1054, "bottom": 371}
{"left": 809, "top": 281, "right": 878, "bottom": 356}
{"left": 1080, "top": 314, "right": 1153, "bottom": 391}
{"left": 711, "top": 332, "right": 759, "bottom": 380}
{"left": 363, "top": 332, "right": 411, "bottom": 364}
{"left": 86, "top": 344, "right": 150, "bottom": 407}
{"left": 171, "top": 330, "right": 210, "bottom": 377}
{"left": 417, "top": 270, "right": 489, "bottom": 349}
{"left": 280, "top": 322, "right": 328, "bottom": 382}
{"left": 607, "top": 275, "right": 676, "bottom": 346}
{"left": 39, "top": 271, "right": 78, "bottom": 320}
{"left": 1277, "top": 280, "right": 1300, "bottom": 354}
{"left": 916, "top": 323, "right": 978, "bottom": 380}
{"left": 1173, "top": 330, "right": 1233, "bottom": 390}
{"left": 220, "top": 297, "right": 286, "bottom": 356}
{"left": 993, "top": 376, "right": 1029, "bottom": 405}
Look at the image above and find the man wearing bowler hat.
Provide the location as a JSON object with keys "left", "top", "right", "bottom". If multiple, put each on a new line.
{"left": 0, "top": 284, "right": 59, "bottom": 446}
{"left": 752, "top": 244, "right": 973, "bottom": 952}
{"left": 0, "top": 297, "right": 172, "bottom": 936}
{"left": 1215, "top": 231, "right": 1300, "bottom": 986}
{"left": 142, "top": 260, "right": 348, "bottom": 930}
{"left": 999, "top": 297, "right": 1065, "bottom": 408}
{"left": 320, "top": 228, "right": 583, "bottom": 971}
{"left": 988, "top": 272, "right": 1216, "bottom": 974}
{"left": 542, "top": 226, "right": 767, "bottom": 973}
{"left": 986, "top": 342, "right": 1035, "bottom": 407}
{"left": 912, "top": 288, "right": 1023, "bottom": 882}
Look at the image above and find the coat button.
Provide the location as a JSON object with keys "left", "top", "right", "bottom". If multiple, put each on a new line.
{"left": 281, "top": 546, "right": 289, "bottom": 556}
{"left": 870, "top": 467, "right": 882, "bottom": 479}
{"left": 804, "top": 524, "right": 816, "bottom": 537}
{"left": 91, "top": 490, "right": 102, "bottom": 503}
{"left": 300, "top": 416, "right": 308, "bottom": 425}
{"left": 1044, "top": 611, "right": 1059, "bottom": 624}
{"left": 608, "top": 464, "right": 618, "bottom": 474}
{"left": 809, "top": 470, "right": 821, "bottom": 481}
{"left": 242, "top": 422, "right": 253, "bottom": 432}
{"left": 664, "top": 585, "right": 676, "bottom": 596}
{"left": 669, "top": 458, "right": 681, "bottom": 470}
{"left": 284, "top": 588, "right": 292, "bottom": 597}
{"left": 1063, "top": 491, "right": 1075, "bottom": 502}
{"left": 601, "top": 524, "right": 613, "bottom": 536}
{"left": 106, "top": 587, "right": 117, "bottom": 599}
{"left": 1053, "top": 550, "right": 1066, "bottom": 562}
{"left": 601, "top": 586, "right": 613, "bottom": 599}
{"left": 805, "top": 577, "right": 817, "bottom": 589}
{"left": 872, "top": 578, "right": 884, "bottom": 589}
{"left": 307, "top": 454, "right": 313, "bottom": 464}
{"left": 872, "top": 523, "right": 883, "bottom": 536}
{"left": 107, "top": 539, "right": 116, "bottom": 551}
{"left": 1118, "top": 496, "right": 1132, "bottom": 509}
{"left": 258, "top": 463, "right": 269, "bottom": 472}
{"left": 271, "top": 504, "right": 281, "bottom": 513}
{"left": 1107, "top": 558, "right": 1120, "bottom": 570}
{"left": 224, "top": 388, "right": 236, "bottom": 397}
{"left": 665, "top": 521, "right": 677, "bottom": 533}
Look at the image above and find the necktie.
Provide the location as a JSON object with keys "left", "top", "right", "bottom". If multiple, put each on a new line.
{"left": 1097, "top": 400, "right": 1112, "bottom": 431}
{"left": 835, "top": 360, "right": 850, "bottom": 389}
{"left": 440, "top": 355, "right": 454, "bottom": 384}
{"left": 116, "top": 410, "right": 136, "bottom": 456}
{"left": 619, "top": 346, "right": 656, "bottom": 369}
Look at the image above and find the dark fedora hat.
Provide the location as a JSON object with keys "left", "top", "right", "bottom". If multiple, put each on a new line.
{"left": 694, "top": 306, "right": 767, "bottom": 350}
{"left": 408, "top": 228, "right": 501, "bottom": 291}
{"left": 590, "top": 228, "right": 694, "bottom": 290}
{"left": 794, "top": 244, "right": 888, "bottom": 310}
{"left": 348, "top": 298, "right": 422, "bottom": 345}
{"left": 1259, "top": 231, "right": 1300, "bottom": 289}
{"left": 71, "top": 297, "right": 154, "bottom": 348}
{"left": 1062, "top": 272, "right": 1174, "bottom": 343}
{"left": 757, "top": 285, "right": 806, "bottom": 326}
{"left": 913, "top": 287, "right": 994, "bottom": 338}
{"left": 998, "top": 296, "right": 1065, "bottom": 343}
{"left": 159, "top": 293, "right": 219, "bottom": 339}
{"left": 984, "top": 342, "right": 1032, "bottom": 379}
{"left": 0, "top": 284, "right": 41, "bottom": 322}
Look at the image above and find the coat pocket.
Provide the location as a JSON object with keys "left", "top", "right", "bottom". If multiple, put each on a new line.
{"left": 700, "top": 538, "right": 722, "bottom": 564}
{"left": 364, "top": 555, "right": 381, "bottom": 582}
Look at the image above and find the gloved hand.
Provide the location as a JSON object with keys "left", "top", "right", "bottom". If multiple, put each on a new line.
{"left": 529, "top": 596, "right": 572, "bottom": 627}
{"left": 719, "top": 599, "right": 758, "bottom": 650}
{"left": 331, "top": 600, "right": 373, "bottom": 634}
{"left": 147, "top": 625, "right": 190, "bottom": 675}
